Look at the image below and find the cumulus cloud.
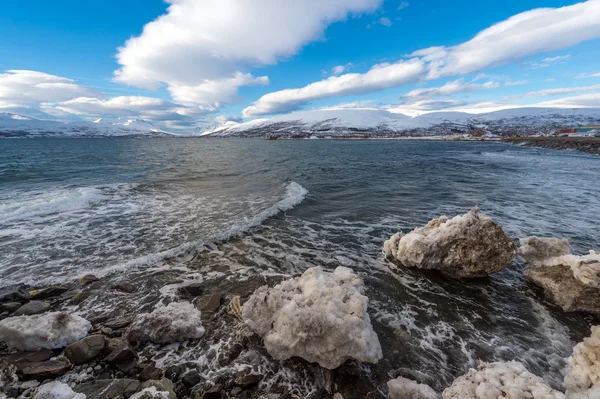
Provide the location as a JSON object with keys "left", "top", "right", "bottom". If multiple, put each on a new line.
{"left": 243, "top": 1, "right": 600, "bottom": 116}
{"left": 525, "top": 84, "right": 600, "bottom": 97}
{"left": 113, "top": 0, "right": 382, "bottom": 107}
{"left": 243, "top": 59, "right": 425, "bottom": 116}
{"left": 401, "top": 79, "right": 500, "bottom": 101}
{"left": 50, "top": 96, "right": 176, "bottom": 117}
{"left": 0, "top": 70, "right": 97, "bottom": 110}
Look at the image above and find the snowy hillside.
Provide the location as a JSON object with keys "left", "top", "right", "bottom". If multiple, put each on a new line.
{"left": 200, "top": 107, "right": 600, "bottom": 138}
{"left": 0, "top": 113, "right": 173, "bottom": 138}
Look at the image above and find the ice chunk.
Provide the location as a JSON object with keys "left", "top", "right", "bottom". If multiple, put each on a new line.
{"left": 564, "top": 326, "right": 600, "bottom": 398}
{"left": 0, "top": 312, "right": 91, "bottom": 351}
{"left": 387, "top": 376, "right": 437, "bottom": 399}
{"left": 241, "top": 266, "right": 382, "bottom": 369}
{"left": 384, "top": 207, "right": 517, "bottom": 278}
{"left": 34, "top": 381, "right": 86, "bottom": 399}
{"left": 442, "top": 361, "right": 565, "bottom": 399}
{"left": 126, "top": 301, "right": 205, "bottom": 344}
{"left": 129, "top": 387, "right": 171, "bottom": 399}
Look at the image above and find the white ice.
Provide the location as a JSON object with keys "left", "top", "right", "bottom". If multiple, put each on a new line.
{"left": 564, "top": 326, "right": 600, "bottom": 399}
{"left": 388, "top": 376, "right": 437, "bottom": 399}
{"left": 34, "top": 381, "right": 86, "bottom": 399}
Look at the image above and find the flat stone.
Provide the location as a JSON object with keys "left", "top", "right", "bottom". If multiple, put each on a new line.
{"left": 0, "top": 302, "right": 22, "bottom": 313}
{"left": 13, "top": 300, "right": 50, "bottom": 316}
{"left": 104, "top": 338, "right": 137, "bottom": 364}
{"left": 113, "top": 283, "right": 136, "bottom": 293}
{"left": 0, "top": 284, "right": 31, "bottom": 303}
{"left": 182, "top": 370, "right": 202, "bottom": 387}
{"left": 139, "top": 363, "right": 163, "bottom": 382}
{"left": 178, "top": 283, "right": 203, "bottom": 299}
{"left": 22, "top": 359, "right": 71, "bottom": 380}
{"left": 65, "top": 334, "right": 106, "bottom": 365}
{"left": 74, "top": 378, "right": 141, "bottom": 399}
{"left": 194, "top": 294, "right": 222, "bottom": 313}
{"left": 6, "top": 349, "right": 54, "bottom": 370}
{"left": 80, "top": 274, "right": 100, "bottom": 285}
{"left": 30, "top": 286, "right": 70, "bottom": 300}
{"left": 103, "top": 317, "right": 132, "bottom": 329}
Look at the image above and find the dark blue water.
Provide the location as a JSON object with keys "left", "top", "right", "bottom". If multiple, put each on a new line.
{"left": 1, "top": 138, "right": 599, "bottom": 392}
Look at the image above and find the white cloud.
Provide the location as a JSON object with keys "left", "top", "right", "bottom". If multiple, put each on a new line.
{"left": 0, "top": 70, "right": 97, "bottom": 110}
{"left": 575, "top": 72, "right": 600, "bottom": 79}
{"left": 379, "top": 17, "right": 393, "bottom": 27}
{"left": 537, "top": 92, "right": 600, "bottom": 107}
{"left": 243, "top": 58, "right": 425, "bottom": 116}
{"left": 525, "top": 84, "right": 600, "bottom": 97}
{"left": 398, "top": 2, "right": 409, "bottom": 11}
{"left": 527, "top": 54, "right": 571, "bottom": 69}
{"left": 505, "top": 80, "right": 528, "bottom": 86}
{"left": 402, "top": 79, "right": 500, "bottom": 101}
{"left": 113, "top": 0, "right": 382, "bottom": 107}
{"left": 48, "top": 96, "right": 176, "bottom": 116}
{"left": 332, "top": 63, "right": 353, "bottom": 76}
{"left": 243, "top": 1, "right": 600, "bottom": 117}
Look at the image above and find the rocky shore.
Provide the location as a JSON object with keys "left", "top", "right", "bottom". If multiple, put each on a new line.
{"left": 502, "top": 137, "right": 600, "bottom": 156}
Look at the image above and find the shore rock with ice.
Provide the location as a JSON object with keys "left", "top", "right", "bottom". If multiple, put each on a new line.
{"left": 384, "top": 207, "right": 517, "bottom": 278}
{"left": 241, "top": 266, "right": 382, "bottom": 369}
{"left": 387, "top": 376, "right": 437, "bottom": 399}
{"left": 520, "top": 236, "right": 600, "bottom": 313}
{"left": 34, "top": 381, "right": 86, "bottom": 399}
{"left": 442, "top": 361, "right": 565, "bottom": 399}
{"left": 126, "top": 301, "right": 205, "bottom": 344}
{"left": 564, "top": 326, "right": 600, "bottom": 398}
{"left": 0, "top": 312, "right": 91, "bottom": 351}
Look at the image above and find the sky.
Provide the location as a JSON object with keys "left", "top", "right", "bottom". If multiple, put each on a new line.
{"left": 1, "top": 0, "right": 600, "bottom": 131}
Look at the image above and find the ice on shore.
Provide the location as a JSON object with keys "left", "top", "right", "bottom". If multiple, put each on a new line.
{"left": 129, "top": 387, "right": 170, "bottom": 399}
{"left": 387, "top": 376, "right": 437, "bottom": 399}
{"left": 520, "top": 236, "right": 600, "bottom": 287}
{"left": 241, "top": 266, "right": 382, "bottom": 369}
{"left": 384, "top": 207, "right": 517, "bottom": 278}
{"left": 564, "top": 326, "right": 600, "bottom": 399}
{"left": 442, "top": 361, "right": 565, "bottom": 399}
{"left": 0, "top": 312, "right": 91, "bottom": 351}
{"left": 34, "top": 381, "right": 86, "bottom": 399}
{"left": 126, "top": 301, "right": 205, "bottom": 344}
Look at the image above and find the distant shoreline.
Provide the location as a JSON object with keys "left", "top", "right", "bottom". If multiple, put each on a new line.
{"left": 502, "top": 137, "right": 600, "bottom": 156}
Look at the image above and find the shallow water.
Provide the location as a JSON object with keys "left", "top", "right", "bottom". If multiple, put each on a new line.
{"left": 1, "top": 138, "right": 599, "bottom": 394}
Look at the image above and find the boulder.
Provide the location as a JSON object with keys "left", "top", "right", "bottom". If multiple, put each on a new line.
{"left": 194, "top": 294, "right": 222, "bottom": 313}
{"left": 241, "top": 266, "right": 382, "bottom": 369}
{"left": 0, "top": 284, "right": 31, "bottom": 303}
{"left": 442, "top": 361, "right": 565, "bottom": 399}
{"left": 6, "top": 349, "right": 54, "bottom": 371}
{"left": 104, "top": 338, "right": 137, "bottom": 364}
{"left": 74, "top": 379, "right": 141, "bottom": 399}
{"left": 387, "top": 377, "right": 437, "bottom": 399}
{"left": 383, "top": 207, "right": 517, "bottom": 278}
{"left": 0, "top": 302, "right": 22, "bottom": 313}
{"left": 0, "top": 312, "right": 91, "bottom": 351}
{"left": 177, "top": 283, "right": 203, "bottom": 299}
{"left": 34, "top": 381, "right": 85, "bottom": 399}
{"left": 113, "top": 283, "right": 136, "bottom": 293}
{"left": 520, "top": 237, "right": 600, "bottom": 313}
{"left": 14, "top": 301, "right": 51, "bottom": 316}
{"left": 139, "top": 363, "right": 163, "bottom": 382}
{"left": 126, "top": 302, "right": 205, "bottom": 344}
{"left": 234, "top": 370, "right": 262, "bottom": 388}
{"left": 564, "top": 326, "right": 600, "bottom": 398}
{"left": 30, "top": 286, "right": 70, "bottom": 300}
{"left": 80, "top": 274, "right": 100, "bottom": 286}
{"left": 22, "top": 359, "right": 72, "bottom": 380}
{"left": 65, "top": 334, "right": 106, "bottom": 364}
{"left": 182, "top": 371, "right": 202, "bottom": 387}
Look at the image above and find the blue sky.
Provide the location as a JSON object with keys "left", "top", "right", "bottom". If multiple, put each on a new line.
{"left": 1, "top": 0, "right": 599, "bottom": 130}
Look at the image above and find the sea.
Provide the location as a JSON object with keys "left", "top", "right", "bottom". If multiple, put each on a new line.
{"left": 1, "top": 138, "right": 599, "bottom": 394}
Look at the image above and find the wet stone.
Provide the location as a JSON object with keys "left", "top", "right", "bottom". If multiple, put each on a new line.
{"left": 164, "top": 365, "right": 183, "bottom": 381}
{"left": 103, "top": 317, "right": 132, "bottom": 329}
{"left": 0, "top": 284, "right": 31, "bottom": 303}
{"left": 139, "top": 363, "right": 163, "bottom": 382}
{"left": 104, "top": 338, "right": 137, "bottom": 364}
{"left": 74, "top": 378, "right": 141, "bottom": 399}
{"left": 194, "top": 294, "right": 223, "bottom": 313}
{"left": 234, "top": 371, "right": 262, "bottom": 388}
{"left": 141, "top": 378, "right": 177, "bottom": 399}
{"left": 80, "top": 274, "right": 100, "bottom": 285}
{"left": 6, "top": 349, "right": 54, "bottom": 370}
{"left": 65, "top": 334, "right": 106, "bottom": 365}
{"left": 182, "top": 370, "right": 203, "bottom": 387}
{"left": 117, "top": 358, "right": 139, "bottom": 375}
{"left": 13, "top": 300, "right": 50, "bottom": 316}
{"left": 22, "top": 359, "right": 71, "bottom": 380}
{"left": 113, "top": 283, "right": 136, "bottom": 293}
{"left": 30, "top": 285, "right": 70, "bottom": 300}
{"left": 178, "top": 283, "right": 204, "bottom": 299}
{"left": 0, "top": 302, "right": 22, "bottom": 313}
{"left": 69, "top": 291, "right": 91, "bottom": 306}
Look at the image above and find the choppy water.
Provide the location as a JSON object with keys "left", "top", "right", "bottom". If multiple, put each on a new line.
{"left": 1, "top": 138, "right": 599, "bottom": 394}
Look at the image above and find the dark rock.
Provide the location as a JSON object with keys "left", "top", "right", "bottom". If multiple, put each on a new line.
{"left": 104, "top": 338, "right": 137, "bottom": 364}
{"left": 164, "top": 365, "right": 183, "bottom": 381}
{"left": 182, "top": 370, "right": 203, "bottom": 387}
{"left": 103, "top": 317, "right": 132, "bottom": 329}
{"left": 0, "top": 302, "right": 22, "bottom": 313}
{"left": 91, "top": 314, "right": 111, "bottom": 325}
{"left": 65, "top": 334, "right": 106, "bottom": 364}
{"left": 194, "top": 294, "right": 222, "bottom": 313}
{"left": 6, "top": 350, "right": 54, "bottom": 370}
{"left": 0, "top": 284, "right": 30, "bottom": 303}
{"left": 22, "top": 359, "right": 72, "bottom": 380}
{"left": 178, "top": 283, "right": 203, "bottom": 298}
{"left": 139, "top": 363, "right": 163, "bottom": 382}
{"left": 218, "top": 343, "right": 244, "bottom": 366}
{"left": 234, "top": 371, "right": 262, "bottom": 388}
{"left": 30, "top": 286, "right": 70, "bottom": 300}
{"left": 5, "top": 386, "right": 19, "bottom": 398}
{"left": 69, "top": 291, "right": 91, "bottom": 306}
{"left": 231, "top": 387, "right": 242, "bottom": 396}
{"left": 80, "top": 274, "right": 100, "bottom": 285}
{"left": 13, "top": 300, "right": 50, "bottom": 316}
{"left": 74, "top": 379, "right": 141, "bottom": 399}
{"left": 238, "top": 391, "right": 253, "bottom": 399}
{"left": 117, "top": 358, "right": 139, "bottom": 375}
{"left": 113, "top": 283, "right": 136, "bottom": 293}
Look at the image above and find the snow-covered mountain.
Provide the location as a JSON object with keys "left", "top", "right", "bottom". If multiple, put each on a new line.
{"left": 0, "top": 113, "right": 173, "bottom": 138}
{"left": 200, "top": 107, "right": 600, "bottom": 138}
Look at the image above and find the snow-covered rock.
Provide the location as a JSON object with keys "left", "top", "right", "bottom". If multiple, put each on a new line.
{"left": 564, "top": 326, "right": 600, "bottom": 398}
{"left": 383, "top": 207, "right": 517, "bottom": 278}
{"left": 129, "top": 386, "right": 171, "bottom": 399}
{"left": 442, "top": 361, "right": 565, "bottom": 399}
{"left": 126, "top": 301, "right": 205, "bottom": 344}
{"left": 520, "top": 237, "right": 600, "bottom": 313}
{"left": 0, "top": 312, "right": 91, "bottom": 351}
{"left": 241, "top": 266, "right": 382, "bottom": 369}
{"left": 387, "top": 376, "right": 437, "bottom": 399}
{"left": 34, "top": 381, "right": 86, "bottom": 399}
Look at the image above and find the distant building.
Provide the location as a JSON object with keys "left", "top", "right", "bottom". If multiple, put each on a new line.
{"left": 578, "top": 126, "right": 600, "bottom": 133}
